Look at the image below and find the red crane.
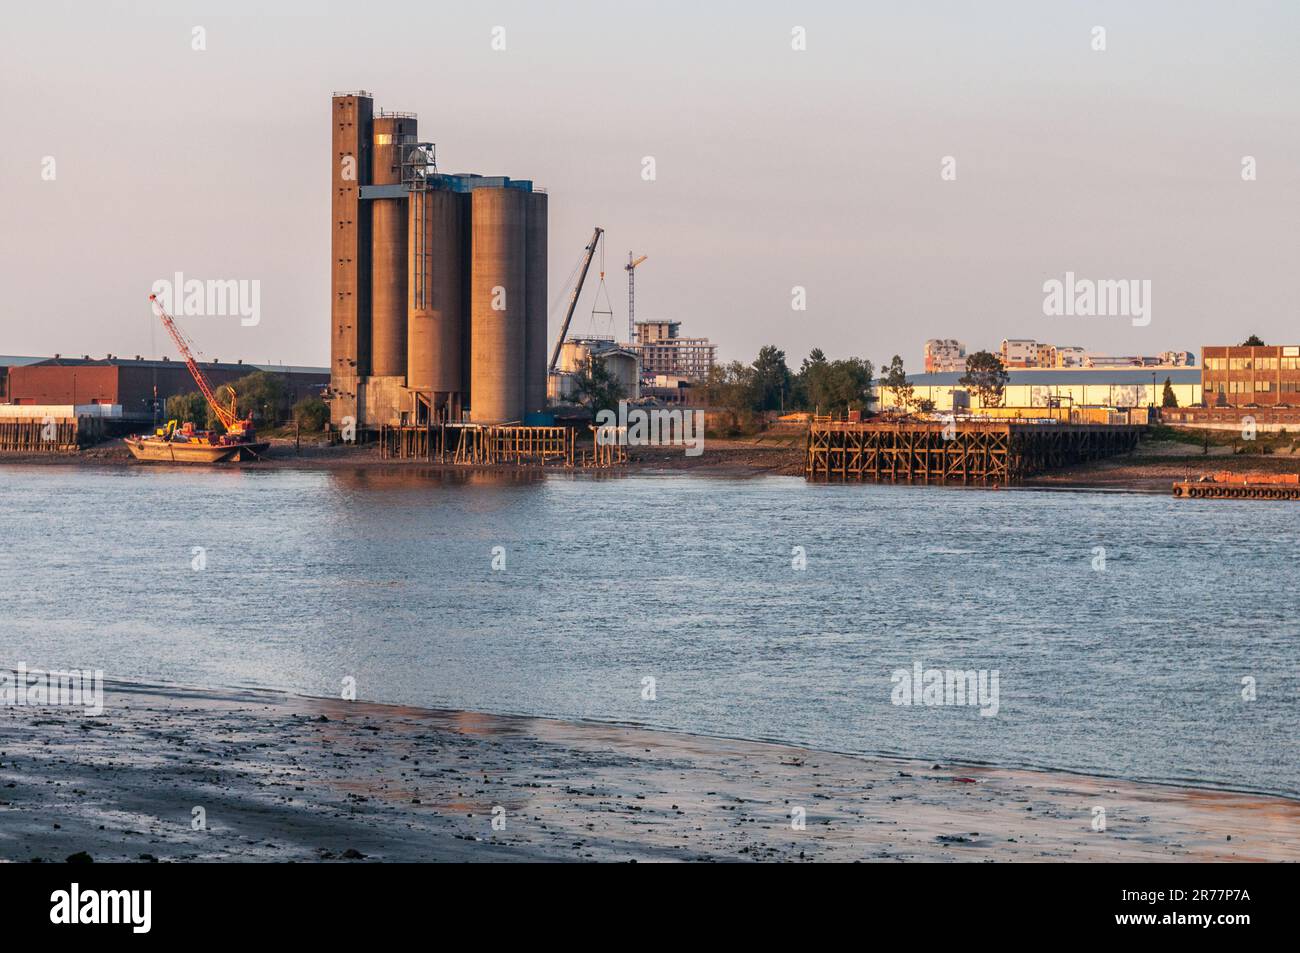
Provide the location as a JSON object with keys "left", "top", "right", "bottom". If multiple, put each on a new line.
{"left": 148, "top": 293, "right": 249, "bottom": 435}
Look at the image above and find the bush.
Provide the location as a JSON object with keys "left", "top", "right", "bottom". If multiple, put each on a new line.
{"left": 164, "top": 391, "right": 208, "bottom": 427}
{"left": 293, "top": 396, "right": 329, "bottom": 432}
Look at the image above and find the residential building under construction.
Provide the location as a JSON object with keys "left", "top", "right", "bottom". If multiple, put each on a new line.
{"left": 330, "top": 90, "right": 548, "bottom": 430}
{"left": 631, "top": 320, "right": 716, "bottom": 382}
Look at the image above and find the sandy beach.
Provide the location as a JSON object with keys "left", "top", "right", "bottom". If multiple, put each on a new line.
{"left": 2, "top": 678, "right": 1295, "bottom": 863}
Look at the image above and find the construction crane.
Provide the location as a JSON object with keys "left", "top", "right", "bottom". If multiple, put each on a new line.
{"left": 147, "top": 293, "right": 249, "bottom": 435}
{"left": 548, "top": 227, "right": 605, "bottom": 373}
{"left": 625, "top": 252, "right": 647, "bottom": 345}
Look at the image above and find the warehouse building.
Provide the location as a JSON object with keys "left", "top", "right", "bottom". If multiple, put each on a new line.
{"left": 875, "top": 368, "right": 1203, "bottom": 412}
{"left": 330, "top": 90, "right": 548, "bottom": 430}
{"left": 1, "top": 356, "right": 327, "bottom": 421}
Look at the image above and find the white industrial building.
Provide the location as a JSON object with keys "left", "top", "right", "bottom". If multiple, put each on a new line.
{"left": 875, "top": 368, "right": 1203, "bottom": 412}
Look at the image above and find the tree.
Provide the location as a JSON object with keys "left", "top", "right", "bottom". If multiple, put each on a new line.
{"left": 1161, "top": 376, "right": 1178, "bottom": 408}
{"left": 573, "top": 354, "right": 624, "bottom": 418}
{"left": 293, "top": 396, "right": 329, "bottom": 431}
{"left": 959, "top": 351, "right": 1010, "bottom": 409}
{"left": 880, "top": 355, "right": 913, "bottom": 411}
{"left": 822, "top": 357, "right": 874, "bottom": 414}
{"left": 1241, "top": 334, "right": 1265, "bottom": 347}
{"left": 751, "top": 345, "right": 793, "bottom": 412}
{"left": 703, "top": 360, "right": 755, "bottom": 413}
{"left": 164, "top": 391, "right": 207, "bottom": 427}
{"left": 795, "top": 351, "right": 873, "bottom": 415}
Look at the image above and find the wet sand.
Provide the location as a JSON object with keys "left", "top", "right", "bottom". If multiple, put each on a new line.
{"left": 0, "top": 436, "right": 808, "bottom": 478}
{"left": 8, "top": 435, "right": 1298, "bottom": 491}
{"left": 2, "top": 679, "right": 1295, "bottom": 863}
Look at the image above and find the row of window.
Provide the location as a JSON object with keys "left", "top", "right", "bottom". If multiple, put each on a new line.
{"left": 1205, "top": 357, "right": 1300, "bottom": 370}
{"left": 1214, "top": 381, "right": 1300, "bottom": 393}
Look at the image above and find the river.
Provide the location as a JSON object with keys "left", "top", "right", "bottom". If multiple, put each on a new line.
{"left": 1, "top": 465, "right": 1295, "bottom": 797}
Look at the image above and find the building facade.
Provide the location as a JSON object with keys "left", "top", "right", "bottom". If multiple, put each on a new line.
{"left": 1202, "top": 345, "right": 1300, "bottom": 406}
{"left": 3, "top": 357, "right": 327, "bottom": 420}
{"left": 1000, "top": 339, "right": 1039, "bottom": 368}
{"left": 875, "top": 368, "right": 1202, "bottom": 413}
{"left": 631, "top": 320, "right": 716, "bottom": 381}
{"left": 548, "top": 337, "right": 640, "bottom": 403}
{"left": 923, "top": 339, "right": 965, "bottom": 372}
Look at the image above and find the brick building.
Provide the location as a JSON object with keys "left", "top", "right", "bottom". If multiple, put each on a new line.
{"left": 1201, "top": 345, "right": 1300, "bottom": 407}
{"left": 2, "top": 357, "right": 328, "bottom": 420}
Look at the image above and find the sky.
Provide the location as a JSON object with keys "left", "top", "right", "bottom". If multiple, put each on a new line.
{"left": 2, "top": 0, "right": 1297, "bottom": 371}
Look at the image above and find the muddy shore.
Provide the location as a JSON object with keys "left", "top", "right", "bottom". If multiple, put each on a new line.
{"left": 2, "top": 679, "right": 1295, "bottom": 863}
{"left": 3, "top": 435, "right": 1298, "bottom": 491}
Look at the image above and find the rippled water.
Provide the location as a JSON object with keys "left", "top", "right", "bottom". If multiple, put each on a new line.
{"left": 1, "top": 465, "right": 1296, "bottom": 797}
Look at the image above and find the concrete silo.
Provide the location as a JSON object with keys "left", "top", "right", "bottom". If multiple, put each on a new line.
{"left": 329, "top": 91, "right": 373, "bottom": 425}
{"left": 407, "top": 188, "right": 466, "bottom": 422}
{"left": 523, "top": 191, "right": 548, "bottom": 418}
{"left": 370, "top": 113, "right": 416, "bottom": 380}
{"left": 470, "top": 188, "right": 527, "bottom": 423}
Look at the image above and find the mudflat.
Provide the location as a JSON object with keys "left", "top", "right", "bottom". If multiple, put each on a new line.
{"left": 2, "top": 679, "right": 1295, "bottom": 863}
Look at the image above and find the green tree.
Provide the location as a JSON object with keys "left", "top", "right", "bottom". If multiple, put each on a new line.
{"left": 1161, "top": 376, "right": 1178, "bottom": 408}
{"left": 797, "top": 349, "right": 830, "bottom": 410}
{"left": 750, "top": 345, "right": 793, "bottom": 412}
{"left": 164, "top": 391, "right": 207, "bottom": 427}
{"left": 293, "top": 395, "right": 329, "bottom": 431}
{"left": 959, "top": 351, "right": 1010, "bottom": 409}
{"left": 573, "top": 354, "right": 624, "bottom": 418}
{"left": 795, "top": 352, "right": 874, "bottom": 415}
{"left": 880, "top": 355, "right": 914, "bottom": 411}
{"left": 702, "top": 360, "right": 758, "bottom": 426}
{"left": 821, "top": 357, "right": 874, "bottom": 414}
{"left": 224, "top": 371, "right": 291, "bottom": 426}
{"left": 1241, "top": 334, "right": 1265, "bottom": 347}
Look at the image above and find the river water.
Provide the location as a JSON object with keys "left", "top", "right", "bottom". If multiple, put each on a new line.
{"left": 1, "top": 465, "right": 1295, "bottom": 797}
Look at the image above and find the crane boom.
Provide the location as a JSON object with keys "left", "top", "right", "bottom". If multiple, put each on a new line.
{"left": 148, "top": 293, "right": 245, "bottom": 434}
{"left": 548, "top": 227, "right": 604, "bottom": 373}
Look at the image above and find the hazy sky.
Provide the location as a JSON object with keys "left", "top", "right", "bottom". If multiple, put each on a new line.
{"left": 2, "top": 1, "right": 1297, "bottom": 370}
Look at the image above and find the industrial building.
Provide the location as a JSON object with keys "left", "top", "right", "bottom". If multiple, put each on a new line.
{"left": 330, "top": 90, "right": 548, "bottom": 430}
{"left": 875, "top": 367, "right": 1203, "bottom": 412}
{"left": 1, "top": 356, "right": 327, "bottom": 420}
{"left": 1201, "top": 344, "right": 1300, "bottom": 406}
{"left": 548, "top": 336, "right": 640, "bottom": 403}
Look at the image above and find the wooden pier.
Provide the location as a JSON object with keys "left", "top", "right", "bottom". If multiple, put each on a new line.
{"left": 805, "top": 419, "right": 1141, "bottom": 485}
{"left": 0, "top": 415, "right": 107, "bottom": 453}
{"left": 378, "top": 423, "right": 627, "bottom": 468}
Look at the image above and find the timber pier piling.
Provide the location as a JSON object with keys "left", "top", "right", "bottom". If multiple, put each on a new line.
{"left": 805, "top": 419, "right": 1142, "bottom": 485}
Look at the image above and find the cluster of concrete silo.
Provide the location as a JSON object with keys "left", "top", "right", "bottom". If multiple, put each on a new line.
{"left": 329, "top": 92, "right": 548, "bottom": 429}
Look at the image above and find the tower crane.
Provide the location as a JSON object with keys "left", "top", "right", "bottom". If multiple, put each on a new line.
{"left": 625, "top": 252, "right": 647, "bottom": 345}
{"left": 148, "top": 293, "right": 249, "bottom": 436}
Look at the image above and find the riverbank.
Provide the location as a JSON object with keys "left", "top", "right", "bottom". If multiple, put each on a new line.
{"left": 4, "top": 434, "right": 1299, "bottom": 491}
{"left": 1024, "top": 447, "right": 1300, "bottom": 493}
{"left": 0, "top": 434, "right": 808, "bottom": 477}
{"left": 2, "top": 679, "right": 1295, "bottom": 863}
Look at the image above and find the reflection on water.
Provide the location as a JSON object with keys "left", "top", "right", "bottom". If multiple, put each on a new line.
{"left": 0, "top": 465, "right": 1296, "bottom": 797}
